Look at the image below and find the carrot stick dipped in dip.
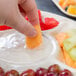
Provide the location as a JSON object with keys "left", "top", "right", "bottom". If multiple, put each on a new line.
{"left": 26, "top": 24, "right": 42, "bottom": 49}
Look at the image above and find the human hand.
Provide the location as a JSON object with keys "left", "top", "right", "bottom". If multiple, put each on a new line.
{"left": 0, "top": 0, "right": 39, "bottom": 37}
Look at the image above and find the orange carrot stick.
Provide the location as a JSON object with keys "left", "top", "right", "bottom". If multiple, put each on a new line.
{"left": 58, "top": 49, "right": 65, "bottom": 63}
{"left": 59, "top": 0, "right": 65, "bottom": 7}
{"left": 63, "top": 50, "right": 76, "bottom": 68}
{"left": 26, "top": 24, "right": 42, "bottom": 49}
{"left": 72, "top": 62, "right": 76, "bottom": 68}
{"left": 63, "top": 50, "right": 74, "bottom": 67}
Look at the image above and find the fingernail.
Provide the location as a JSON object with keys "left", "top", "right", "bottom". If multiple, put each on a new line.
{"left": 28, "top": 30, "right": 37, "bottom": 37}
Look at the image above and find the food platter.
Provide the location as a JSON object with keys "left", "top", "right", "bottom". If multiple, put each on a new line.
{"left": 52, "top": 0, "right": 76, "bottom": 18}
{"left": 41, "top": 11, "right": 76, "bottom": 75}
{"left": 0, "top": 11, "right": 76, "bottom": 75}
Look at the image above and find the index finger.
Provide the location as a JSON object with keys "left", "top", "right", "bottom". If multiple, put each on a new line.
{"left": 19, "top": 0, "right": 39, "bottom": 25}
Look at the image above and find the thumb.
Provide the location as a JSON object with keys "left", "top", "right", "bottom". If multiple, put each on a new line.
{"left": 8, "top": 9, "right": 37, "bottom": 37}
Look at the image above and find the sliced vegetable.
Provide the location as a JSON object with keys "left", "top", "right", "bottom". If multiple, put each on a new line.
{"left": 61, "top": 0, "right": 69, "bottom": 9}
{"left": 63, "top": 36, "right": 76, "bottom": 52}
{"left": 25, "top": 10, "right": 59, "bottom": 31}
{"left": 68, "top": 0, "right": 76, "bottom": 5}
{"left": 56, "top": 32, "right": 69, "bottom": 47}
{"left": 63, "top": 50, "right": 74, "bottom": 67}
{"left": 0, "top": 25, "right": 12, "bottom": 31}
{"left": 26, "top": 25, "right": 42, "bottom": 49}
{"left": 59, "top": 0, "right": 65, "bottom": 7}
{"left": 44, "top": 18, "right": 59, "bottom": 30}
{"left": 58, "top": 49, "right": 65, "bottom": 63}
{"left": 67, "top": 5, "right": 76, "bottom": 15}
{"left": 69, "top": 48, "right": 76, "bottom": 61}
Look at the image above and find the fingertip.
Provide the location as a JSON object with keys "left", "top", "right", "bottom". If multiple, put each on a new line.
{"left": 25, "top": 29, "right": 37, "bottom": 37}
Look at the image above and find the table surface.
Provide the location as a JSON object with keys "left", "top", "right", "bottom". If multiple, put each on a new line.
{"left": 36, "top": 0, "right": 76, "bottom": 21}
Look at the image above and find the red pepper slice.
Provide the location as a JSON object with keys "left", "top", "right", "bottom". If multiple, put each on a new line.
{"left": 38, "top": 10, "right": 47, "bottom": 31}
{"left": 38, "top": 10, "right": 59, "bottom": 31}
{"left": 0, "top": 25, "right": 12, "bottom": 31}
{"left": 44, "top": 18, "right": 59, "bottom": 30}
{"left": 38, "top": 10, "right": 42, "bottom": 22}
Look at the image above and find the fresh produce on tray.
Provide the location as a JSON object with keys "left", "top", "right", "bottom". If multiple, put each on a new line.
{"left": 56, "top": 29, "right": 76, "bottom": 68}
{"left": 59, "top": 0, "right": 76, "bottom": 15}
